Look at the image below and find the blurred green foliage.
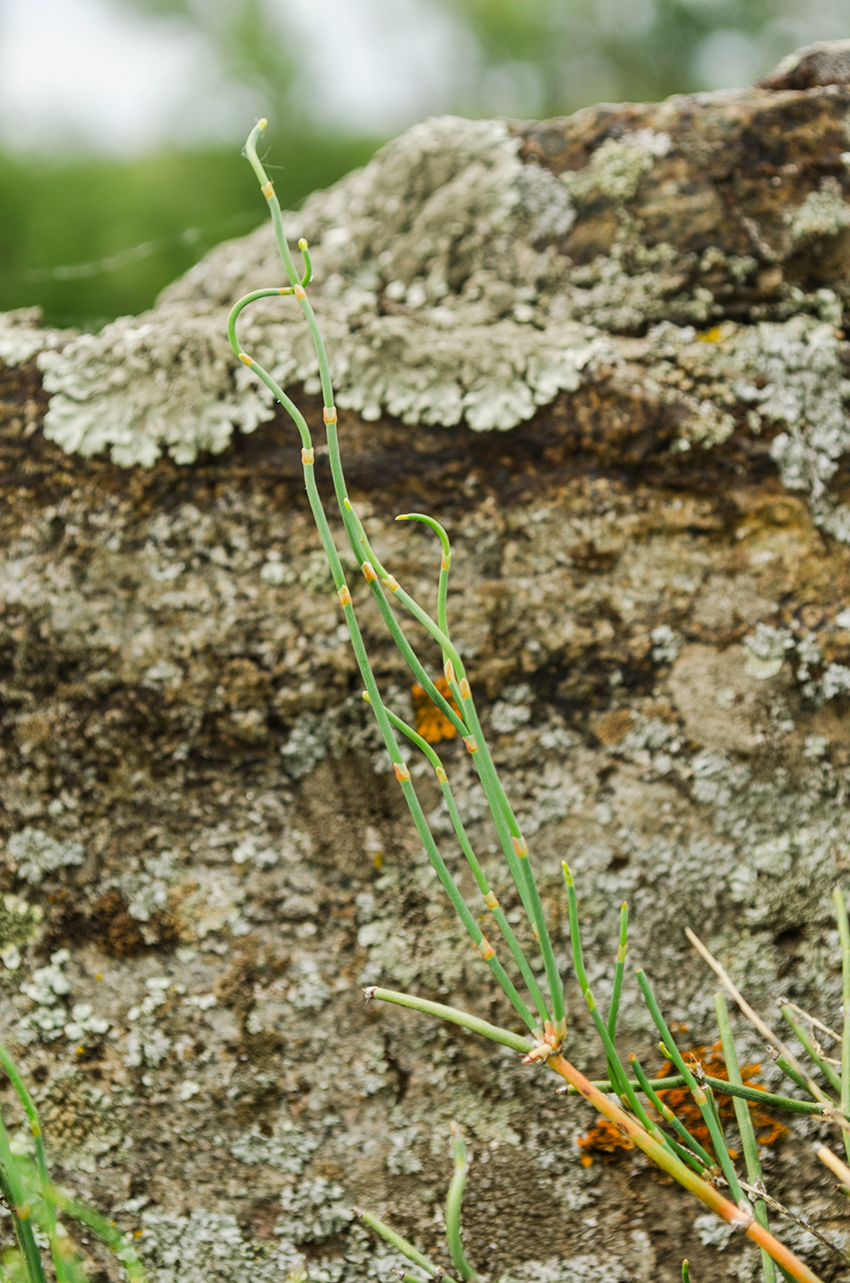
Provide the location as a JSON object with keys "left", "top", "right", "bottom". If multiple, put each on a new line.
{"left": 438, "top": 0, "right": 814, "bottom": 115}
{"left": 0, "top": 135, "right": 379, "bottom": 329}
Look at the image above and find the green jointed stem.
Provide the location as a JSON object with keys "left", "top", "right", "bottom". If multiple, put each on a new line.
{"left": 439, "top": 782, "right": 548, "bottom": 1025}
{"left": 297, "top": 237, "right": 313, "bottom": 285}
{"left": 780, "top": 1007, "right": 842, "bottom": 1096}
{"left": 233, "top": 346, "right": 490, "bottom": 1019}
{"left": 344, "top": 501, "right": 469, "bottom": 736}
{"left": 446, "top": 1125, "right": 477, "bottom": 1281}
{"left": 513, "top": 844, "right": 565, "bottom": 1034}
{"left": 564, "top": 1075, "right": 825, "bottom": 1116}
{"left": 773, "top": 1054, "right": 821, "bottom": 1099}
{"left": 833, "top": 887, "right": 850, "bottom": 1168}
{"left": 0, "top": 1113, "right": 48, "bottom": 1283}
{"left": 682, "top": 1263, "right": 691, "bottom": 1283}
{"left": 243, "top": 122, "right": 302, "bottom": 289}
{"left": 451, "top": 689, "right": 566, "bottom": 1030}
{"left": 366, "top": 988, "right": 533, "bottom": 1055}
{"left": 0, "top": 1042, "right": 68, "bottom": 1283}
{"left": 356, "top": 1209, "right": 459, "bottom": 1283}
{"left": 347, "top": 516, "right": 468, "bottom": 738}
{"left": 231, "top": 180, "right": 538, "bottom": 1042}
{"left": 318, "top": 382, "right": 551, "bottom": 995}
{"left": 395, "top": 513, "right": 452, "bottom": 637}
{"left": 396, "top": 513, "right": 451, "bottom": 557}
{"left": 629, "top": 1055, "right": 715, "bottom": 1171}
{"left": 607, "top": 902, "right": 629, "bottom": 1044}
{"left": 636, "top": 969, "right": 745, "bottom": 1204}
{"left": 393, "top": 763, "right": 539, "bottom": 1030}
{"left": 227, "top": 287, "right": 293, "bottom": 353}
{"left": 371, "top": 697, "right": 548, "bottom": 1026}
{"left": 558, "top": 868, "right": 685, "bottom": 1159}
{"left": 348, "top": 499, "right": 557, "bottom": 1011}
{"left": 48, "top": 1188, "right": 146, "bottom": 1283}
{"left": 715, "top": 994, "right": 777, "bottom": 1283}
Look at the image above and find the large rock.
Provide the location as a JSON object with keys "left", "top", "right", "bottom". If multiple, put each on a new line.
{"left": 1, "top": 42, "right": 849, "bottom": 1283}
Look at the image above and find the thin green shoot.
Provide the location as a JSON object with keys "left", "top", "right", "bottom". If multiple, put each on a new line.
{"left": 629, "top": 1055, "right": 715, "bottom": 1172}
{"left": 233, "top": 126, "right": 553, "bottom": 1043}
{"left": 685, "top": 929, "right": 844, "bottom": 1124}
{"left": 715, "top": 994, "right": 777, "bottom": 1283}
{"left": 772, "top": 1054, "right": 824, "bottom": 1100}
{"left": 354, "top": 1209, "right": 459, "bottom": 1283}
{"left": 779, "top": 1006, "right": 842, "bottom": 1095}
{"left": 607, "top": 902, "right": 628, "bottom": 1046}
{"left": 364, "top": 695, "right": 548, "bottom": 1027}
{"left": 364, "top": 988, "right": 533, "bottom": 1055}
{"left": 0, "top": 1115, "right": 47, "bottom": 1283}
{"left": 561, "top": 1074, "right": 825, "bottom": 1116}
{"left": 636, "top": 969, "right": 744, "bottom": 1202}
{"left": 559, "top": 869, "right": 693, "bottom": 1165}
{"left": 0, "top": 1043, "right": 67, "bottom": 1283}
{"left": 446, "top": 1124, "right": 476, "bottom": 1281}
{"left": 832, "top": 887, "right": 850, "bottom": 1167}
{"left": 396, "top": 513, "right": 452, "bottom": 637}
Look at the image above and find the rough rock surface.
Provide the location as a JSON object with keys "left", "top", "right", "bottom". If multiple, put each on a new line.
{"left": 1, "top": 42, "right": 850, "bottom": 1283}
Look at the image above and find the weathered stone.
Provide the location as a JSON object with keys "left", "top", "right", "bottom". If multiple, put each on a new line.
{"left": 2, "top": 45, "right": 850, "bottom": 1283}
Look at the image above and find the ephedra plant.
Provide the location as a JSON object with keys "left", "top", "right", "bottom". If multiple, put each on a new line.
{"left": 228, "top": 120, "right": 850, "bottom": 1283}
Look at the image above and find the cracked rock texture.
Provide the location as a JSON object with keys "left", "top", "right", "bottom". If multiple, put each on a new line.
{"left": 2, "top": 42, "right": 850, "bottom": 1283}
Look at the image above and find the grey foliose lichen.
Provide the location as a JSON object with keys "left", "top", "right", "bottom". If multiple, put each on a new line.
{"left": 35, "top": 117, "right": 607, "bottom": 464}
{"left": 38, "top": 315, "right": 270, "bottom": 467}
{"left": 0, "top": 308, "right": 67, "bottom": 367}
{"left": 7, "top": 826, "right": 84, "bottom": 884}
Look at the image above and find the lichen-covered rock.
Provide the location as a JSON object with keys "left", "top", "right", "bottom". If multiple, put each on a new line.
{"left": 25, "top": 76, "right": 850, "bottom": 542}
{"left": 1, "top": 43, "right": 850, "bottom": 1283}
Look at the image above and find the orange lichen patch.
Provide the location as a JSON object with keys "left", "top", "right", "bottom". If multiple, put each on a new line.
{"left": 655, "top": 1041, "right": 788, "bottom": 1156}
{"left": 576, "top": 1117, "right": 634, "bottom": 1166}
{"left": 412, "top": 677, "right": 460, "bottom": 744}
{"left": 576, "top": 1041, "right": 787, "bottom": 1168}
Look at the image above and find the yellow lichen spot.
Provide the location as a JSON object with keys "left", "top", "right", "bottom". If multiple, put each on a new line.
{"left": 372, "top": 851, "right": 383, "bottom": 870}
{"left": 697, "top": 325, "right": 722, "bottom": 343}
{"left": 95, "top": 972, "right": 103, "bottom": 981}
{"left": 412, "top": 677, "right": 460, "bottom": 744}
